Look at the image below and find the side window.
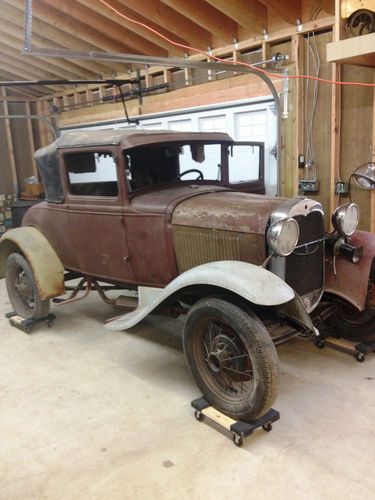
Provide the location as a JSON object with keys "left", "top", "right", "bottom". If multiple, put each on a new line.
{"left": 228, "top": 143, "right": 264, "bottom": 186}
{"left": 65, "top": 151, "right": 118, "bottom": 197}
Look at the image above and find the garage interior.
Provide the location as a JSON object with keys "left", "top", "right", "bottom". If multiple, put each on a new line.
{"left": 0, "top": 0, "right": 374, "bottom": 498}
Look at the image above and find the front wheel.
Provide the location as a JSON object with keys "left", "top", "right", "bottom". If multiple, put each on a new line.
{"left": 5, "top": 253, "right": 50, "bottom": 320}
{"left": 183, "top": 298, "right": 279, "bottom": 422}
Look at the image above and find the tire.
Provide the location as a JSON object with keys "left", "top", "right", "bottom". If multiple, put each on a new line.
{"left": 5, "top": 253, "right": 50, "bottom": 320}
{"left": 183, "top": 298, "right": 280, "bottom": 422}
{"left": 332, "top": 302, "right": 375, "bottom": 343}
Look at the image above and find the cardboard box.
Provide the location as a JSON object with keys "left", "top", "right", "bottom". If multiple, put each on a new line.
{"left": 25, "top": 183, "right": 44, "bottom": 196}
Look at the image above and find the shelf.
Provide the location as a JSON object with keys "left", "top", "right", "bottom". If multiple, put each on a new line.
{"left": 327, "top": 32, "right": 375, "bottom": 67}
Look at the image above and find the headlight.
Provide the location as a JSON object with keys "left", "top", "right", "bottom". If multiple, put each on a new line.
{"left": 267, "top": 218, "right": 299, "bottom": 257}
{"left": 331, "top": 203, "right": 359, "bottom": 236}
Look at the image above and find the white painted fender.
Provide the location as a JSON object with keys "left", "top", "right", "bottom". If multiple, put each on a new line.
{"left": 105, "top": 260, "right": 297, "bottom": 331}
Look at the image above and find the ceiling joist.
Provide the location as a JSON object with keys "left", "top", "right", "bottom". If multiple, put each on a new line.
{"left": 205, "top": 0, "right": 267, "bottom": 34}
{"left": 0, "top": 0, "right": 336, "bottom": 96}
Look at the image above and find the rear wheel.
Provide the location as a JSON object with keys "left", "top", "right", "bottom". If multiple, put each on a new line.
{"left": 330, "top": 277, "right": 375, "bottom": 343}
{"left": 183, "top": 298, "right": 279, "bottom": 421}
{"left": 5, "top": 253, "right": 50, "bottom": 320}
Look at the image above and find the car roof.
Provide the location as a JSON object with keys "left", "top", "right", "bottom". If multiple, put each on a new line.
{"left": 34, "top": 128, "right": 233, "bottom": 159}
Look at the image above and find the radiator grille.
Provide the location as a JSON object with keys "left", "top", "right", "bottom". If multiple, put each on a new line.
{"left": 173, "top": 228, "right": 241, "bottom": 273}
{"left": 285, "top": 211, "right": 324, "bottom": 296}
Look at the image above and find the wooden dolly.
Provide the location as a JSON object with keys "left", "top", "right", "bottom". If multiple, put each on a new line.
{"left": 191, "top": 397, "right": 280, "bottom": 447}
{"left": 5, "top": 311, "right": 56, "bottom": 334}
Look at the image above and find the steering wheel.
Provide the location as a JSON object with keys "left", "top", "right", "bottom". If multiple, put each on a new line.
{"left": 177, "top": 169, "right": 204, "bottom": 181}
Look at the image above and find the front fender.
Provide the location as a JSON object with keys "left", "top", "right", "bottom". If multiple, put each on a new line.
{"left": 0, "top": 227, "right": 65, "bottom": 300}
{"left": 105, "top": 260, "right": 314, "bottom": 331}
{"left": 325, "top": 230, "right": 375, "bottom": 310}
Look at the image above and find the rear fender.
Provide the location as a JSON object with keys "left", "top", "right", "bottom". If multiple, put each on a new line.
{"left": 105, "top": 260, "right": 315, "bottom": 332}
{"left": 0, "top": 227, "right": 65, "bottom": 300}
{"left": 325, "top": 230, "right": 375, "bottom": 311}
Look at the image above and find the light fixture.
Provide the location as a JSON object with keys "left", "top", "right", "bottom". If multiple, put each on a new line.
{"left": 352, "top": 161, "right": 375, "bottom": 189}
{"left": 296, "top": 19, "right": 303, "bottom": 32}
{"left": 262, "top": 29, "right": 269, "bottom": 40}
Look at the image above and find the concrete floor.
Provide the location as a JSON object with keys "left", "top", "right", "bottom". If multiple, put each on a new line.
{"left": 0, "top": 278, "right": 374, "bottom": 500}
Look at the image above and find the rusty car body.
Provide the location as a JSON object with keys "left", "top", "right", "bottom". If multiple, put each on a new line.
{"left": 1, "top": 129, "right": 374, "bottom": 422}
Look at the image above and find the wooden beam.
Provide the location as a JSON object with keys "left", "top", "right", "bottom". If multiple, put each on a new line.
{"left": 160, "top": 0, "right": 237, "bottom": 44}
{"left": 115, "top": 0, "right": 212, "bottom": 50}
{"left": 0, "top": 96, "right": 35, "bottom": 102}
{"left": 0, "top": 49, "right": 70, "bottom": 85}
{"left": 41, "top": 0, "right": 167, "bottom": 57}
{"left": 36, "top": 101, "right": 50, "bottom": 148}
{"left": 0, "top": 37, "right": 95, "bottom": 81}
{"left": 0, "top": 20, "right": 98, "bottom": 80}
{"left": 204, "top": 0, "right": 267, "bottom": 34}
{"left": 0, "top": 88, "right": 19, "bottom": 194}
{"left": 258, "top": 0, "right": 301, "bottom": 25}
{"left": 1, "top": 87, "right": 40, "bottom": 98}
{"left": 327, "top": 32, "right": 375, "bottom": 67}
{"left": 0, "top": 74, "right": 48, "bottom": 97}
{"left": 25, "top": 101, "right": 39, "bottom": 179}
{"left": 13, "top": 0, "right": 141, "bottom": 57}
{"left": 76, "top": 0, "right": 185, "bottom": 56}
{"left": 292, "top": 34, "right": 305, "bottom": 189}
{"left": 330, "top": 62, "right": 341, "bottom": 220}
{"left": 1, "top": 0, "right": 124, "bottom": 76}
{"left": 313, "top": 0, "right": 335, "bottom": 15}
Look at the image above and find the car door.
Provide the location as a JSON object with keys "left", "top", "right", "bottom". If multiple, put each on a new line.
{"left": 60, "top": 146, "right": 135, "bottom": 284}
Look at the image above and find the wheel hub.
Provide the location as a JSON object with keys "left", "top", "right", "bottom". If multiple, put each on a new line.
{"left": 207, "top": 352, "right": 224, "bottom": 372}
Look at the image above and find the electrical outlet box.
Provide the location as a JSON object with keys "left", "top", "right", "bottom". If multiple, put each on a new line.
{"left": 334, "top": 180, "right": 349, "bottom": 195}
{"left": 298, "top": 180, "right": 320, "bottom": 193}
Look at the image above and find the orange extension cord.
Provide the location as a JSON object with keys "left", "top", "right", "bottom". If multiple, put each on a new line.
{"left": 99, "top": 0, "right": 375, "bottom": 88}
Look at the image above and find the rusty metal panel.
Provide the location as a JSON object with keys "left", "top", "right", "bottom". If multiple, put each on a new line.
{"left": 0, "top": 226, "right": 65, "bottom": 300}
{"left": 172, "top": 225, "right": 265, "bottom": 273}
{"left": 325, "top": 230, "right": 375, "bottom": 310}
{"left": 172, "top": 191, "right": 285, "bottom": 234}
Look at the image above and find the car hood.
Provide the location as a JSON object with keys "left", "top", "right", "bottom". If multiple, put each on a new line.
{"left": 172, "top": 191, "right": 286, "bottom": 234}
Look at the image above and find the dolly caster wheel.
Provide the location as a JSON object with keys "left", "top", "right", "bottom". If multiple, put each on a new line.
{"left": 233, "top": 434, "right": 244, "bottom": 447}
{"left": 46, "top": 319, "right": 53, "bottom": 328}
{"left": 316, "top": 339, "right": 325, "bottom": 349}
{"left": 194, "top": 410, "right": 204, "bottom": 422}
{"left": 355, "top": 352, "right": 365, "bottom": 363}
{"left": 262, "top": 422, "right": 272, "bottom": 432}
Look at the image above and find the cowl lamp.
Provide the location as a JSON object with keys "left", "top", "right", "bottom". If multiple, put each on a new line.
{"left": 352, "top": 161, "right": 375, "bottom": 189}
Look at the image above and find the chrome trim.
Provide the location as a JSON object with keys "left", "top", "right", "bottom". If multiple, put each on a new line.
{"left": 270, "top": 197, "right": 324, "bottom": 224}
{"left": 269, "top": 197, "right": 325, "bottom": 313}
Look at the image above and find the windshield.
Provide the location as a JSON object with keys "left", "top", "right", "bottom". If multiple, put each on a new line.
{"left": 124, "top": 142, "right": 222, "bottom": 191}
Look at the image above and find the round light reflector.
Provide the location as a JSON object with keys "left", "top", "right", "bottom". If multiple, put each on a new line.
{"left": 332, "top": 203, "right": 359, "bottom": 236}
{"left": 267, "top": 218, "right": 299, "bottom": 257}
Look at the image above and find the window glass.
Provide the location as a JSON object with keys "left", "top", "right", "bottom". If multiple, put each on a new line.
{"left": 168, "top": 119, "right": 192, "bottom": 131}
{"left": 199, "top": 115, "right": 226, "bottom": 133}
{"left": 125, "top": 143, "right": 222, "bottom": 191}
{"left": 235, "top": 110, "right": 267, "bottom": 140}
{"left": 229, "top": 145, "right": 261, "bottom": 184}
{"left": 65, "top": 151, "right": 118, "bottom": 197}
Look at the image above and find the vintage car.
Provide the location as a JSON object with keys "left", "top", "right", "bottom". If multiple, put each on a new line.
{"left": 1, "top": 129, "right": 374, "bottom": 422}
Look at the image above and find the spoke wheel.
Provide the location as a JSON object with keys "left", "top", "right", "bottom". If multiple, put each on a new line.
{"left": 183, "top": 298, "right": 279, "bottom": 421}
{"left": 5, "top": 253, "right": 50, "bottom": 320}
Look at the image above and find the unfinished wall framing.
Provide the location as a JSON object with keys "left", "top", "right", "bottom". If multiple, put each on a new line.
{"left": 2, "top": 8, "right": 375, "bottom": 230}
